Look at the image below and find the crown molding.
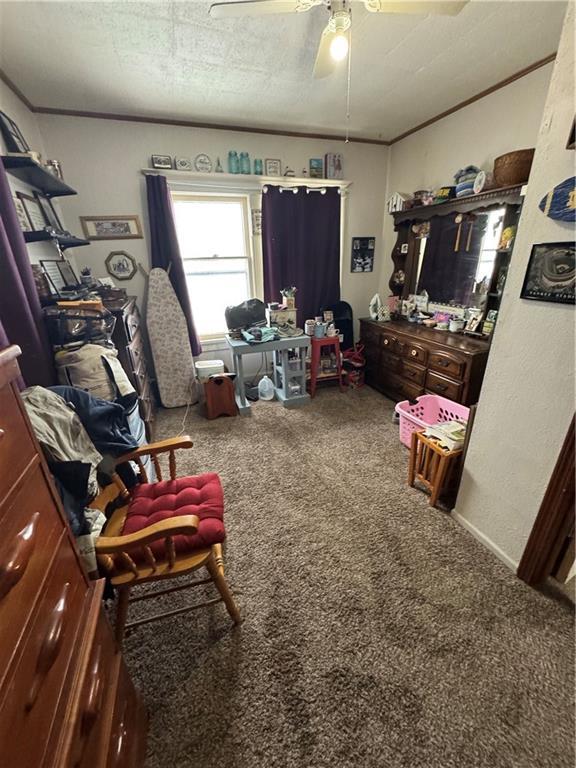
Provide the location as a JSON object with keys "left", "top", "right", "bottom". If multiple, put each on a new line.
{"left": 0, "top": 52, "right": 556, "bottom": 148}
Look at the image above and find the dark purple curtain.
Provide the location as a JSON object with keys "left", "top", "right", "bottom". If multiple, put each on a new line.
{"left": 262, "top": 185, "right": 341, "bottom": 326}
{"left": 0, "top": 162, "right": 55, "bottom": 385}
{"left": 146, "top": 174, "right": 202, "bottom": 356}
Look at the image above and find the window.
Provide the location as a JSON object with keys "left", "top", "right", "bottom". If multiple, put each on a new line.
{"left": 172, "top": 193, "right": 253, "bottom": 338}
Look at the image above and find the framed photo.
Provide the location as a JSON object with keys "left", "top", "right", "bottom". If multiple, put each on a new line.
{"left": 251, "top": 208, "right": 262, "bottom": 236}
{"left": 0, "top": 111, "right": 30, "bottom": 153}
{"left": 12, "top": 195, "right": 30, "bottom": 231}
{"left": 80, "top": 215, "right": 143, "bottom": 240}
{"left": 105, "top": 250, "right": 137, "bottom": 281}
{"left": 309, "top": 158, "right": 324, "bottom": 179}
{"left": 40, "top": 259, "right": 67, "bottom": 294}
{"left": 151, "top": 155, "right": 172, "bottom": 169}
{"left": 58, "top": 260, "right": 79, "bottom": 287}
{"left": 325, "top": 153, "right": 343, "bottom": 180}
{"left": 34, "top": 192, "right": 63, "bottom": 232}
{"left": 175, "top": 156, "right": 192, "bottom": 171}
{"left": 17, "top": 192, "right": 47, "bottom": 231}
{"left": 350, "top": 236, "right": 375, "bottom": 273}
{"left": 264, "top": 159, "right": 281, "bottom": 177}
{"left": 520, "top": 242, "right": 575, "bottom": 305}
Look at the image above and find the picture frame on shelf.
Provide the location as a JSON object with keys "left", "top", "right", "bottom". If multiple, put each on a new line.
{"left": 16, "top": 191, "right": 47, "bottom": 231}
{"left": 80, "top": 215, "right": 143, "bottom": 240}
{"left": 105, "top": 250, "right": 138, "bottom": 281}
{"left": 309, "top": 158, "right": 324, "bottom": 178}
{"left": 58, "top": 260, "right": 80, "bottom": 287}
{"left": 264, "top": 158, "right": 282, "bottom": 177}
{"left": 150, "top": 155, "right": 173, "bottom": 169}
{"left": 39, "top": 259, "right": 67, "bottom": 294}
{"left": 325, "top": 153, "right": 343, "bottom": 180}
{"left": 194, "top": 154, "right": 213, "bottom": 173}
{"left": 34, "top": 192, "right": 63, "bottom": 232}
{"left": 12, "top": 195, "right": 30, "bottom": 231}
{"left": 174, "top": 157, "right": 192, "bottom": 171}
{"left": 520, "top": 242, "right": 575, "bottom": 305}
{"left": 0, "top": 111, "right": 30, "bottom": 153}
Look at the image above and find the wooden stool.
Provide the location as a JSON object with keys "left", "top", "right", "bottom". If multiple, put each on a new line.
{"left": 204, "top": 374, "right": 238, "bottom": 420}
{"left": 309, "top": 336, "right": 346, "bottom": 398}
{"left": 408, "top": 430, "right": 462, "bottom": 508}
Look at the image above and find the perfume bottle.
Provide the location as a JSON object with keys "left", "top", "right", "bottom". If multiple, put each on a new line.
{"left": 215, "top": 156, "right": 223, "bottom": 173}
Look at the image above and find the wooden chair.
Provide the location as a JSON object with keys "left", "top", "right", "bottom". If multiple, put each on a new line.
{"left": 94, "top": 436, "right": 241, "bottom": 644}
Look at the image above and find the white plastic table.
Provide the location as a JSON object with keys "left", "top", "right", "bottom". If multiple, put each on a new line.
{"left": 226, "top": 335, "right": 311, "bottom": 414}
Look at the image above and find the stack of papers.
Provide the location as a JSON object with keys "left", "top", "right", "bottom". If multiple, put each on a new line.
{"left": 424, "top": 420, "right": 467, "bottom": 451}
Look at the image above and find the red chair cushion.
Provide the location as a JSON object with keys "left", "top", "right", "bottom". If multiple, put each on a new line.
{"left": 122, "top": 473, "right": 226, "bottom": 559}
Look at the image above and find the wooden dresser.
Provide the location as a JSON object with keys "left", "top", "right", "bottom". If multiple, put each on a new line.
{"left": 106, "top": 297, "right": 156, "bottom": 440}
{"left": 0, "top": 346, "right": 147, "bottom": 768}
{"left": 360, "top": 319, "right": 489, "bottom": 405}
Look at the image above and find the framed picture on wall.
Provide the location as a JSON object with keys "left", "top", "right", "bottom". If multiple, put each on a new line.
{"left": 520, "top": 242, "right": 575, "bottom": 305}
{"left": 350, "top": 237, "right": 375, "bottom": 273}
{"left": 12, "top": 195, "right": 31, "bottom": 231}
{"left": 80, "top": 215, "right": 143, "bottom": 240}
{"left": 105, "top": 251, "right": 138, "bottom": 281}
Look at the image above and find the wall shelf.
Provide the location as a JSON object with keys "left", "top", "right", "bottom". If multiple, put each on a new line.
{"left": 23, "top": 230, "right": 90, "bottom": 250}
{"left": 2, "top": 155, "right": 78, "bottom": 197}
{"left": 141, "top": 168, "right": 351, "bottom": 190}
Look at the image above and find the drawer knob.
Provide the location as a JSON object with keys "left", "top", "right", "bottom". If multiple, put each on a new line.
{"left": 410, "top": 349, "right": 417, "bottom": 357}
{"left": 383, "top": 339, "right": 389, "bottom": 345}
{"left": 0, "top": 512, "right": 39, "bottom": 601}
{"left": 26, "top": 582, "right": 70, "bottom": 711}
{"left": 75, "top": 644, "right": 104, "bottom": 762}
{"left": 0, "top": 428, "right": 4, "bottom": 440}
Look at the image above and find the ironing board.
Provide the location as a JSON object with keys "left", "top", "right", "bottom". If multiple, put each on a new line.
{"left": 146, "top": 267, "right": 197, "bottom": 408}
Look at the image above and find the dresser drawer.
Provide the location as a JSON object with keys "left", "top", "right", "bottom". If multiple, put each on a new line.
{"left": 397, "top": 338, "right": 428, "bottom": 365}
{"left": 426, "top": 371, "right": 463, "bottom": 401}
{"left": 0, "top": 537, "right": 88, "bottom": 768}
{"left": 124, "top": 306, "right": 141, "bottom": 342}
{"left": 67, "top": 613, "right": 117, "bottom": 768}
{"left": 380, "top": 333, "right": 396, "bottom": 351}
{"left": 381, "top": 349, "right": 401, "bottom": 374}
{"left": 400, "top": 360, "right": 426, "bottom": 386}
{"left": 107, "top": 659, "right": 146, "bottom": 768}
{"left": 0, "top": 464, "right": 65, "bottom": 683}
{"left": 382, "top": 370, "right": 423, "bottom": 403}
{"left": 428, "top": 351, "right": 465, "bottom": 380}
{"left": 0, "top": 384, "right": 36, "bottom": 505}
{"left": 128, "top": 334, "right": 145, "bottom": 377}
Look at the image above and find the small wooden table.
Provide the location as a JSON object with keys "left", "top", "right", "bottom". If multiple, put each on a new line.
{"left": 226, "top": 334, "right": 311, "bottom": 414}
{"left": 408, "top": 431, "right": 463, "bottom": 508}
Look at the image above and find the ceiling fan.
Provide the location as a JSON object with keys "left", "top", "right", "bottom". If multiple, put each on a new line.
{"left": 209, "top": 0, "right": 468, "bottom": 79}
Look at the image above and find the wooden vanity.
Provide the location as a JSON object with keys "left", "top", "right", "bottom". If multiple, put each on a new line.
{"left": 360, "top": 319, "right": 490, "bottom": 405}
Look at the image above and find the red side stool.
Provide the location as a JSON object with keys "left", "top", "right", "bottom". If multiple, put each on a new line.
{"left": 309, "top": 336, "right": 346, "bottom": 398}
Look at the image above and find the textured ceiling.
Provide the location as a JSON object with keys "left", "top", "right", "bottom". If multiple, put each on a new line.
{"left": 0, "top": 0, "right": 566, "bottom": 140}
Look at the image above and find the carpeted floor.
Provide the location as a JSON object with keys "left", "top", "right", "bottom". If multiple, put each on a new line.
{"left": 123, "top": 386, "right": 574, "bottom": 768}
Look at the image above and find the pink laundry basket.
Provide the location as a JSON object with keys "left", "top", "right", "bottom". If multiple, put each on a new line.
{"left": 394, "top": 394, "right": 470, "bottom": 448}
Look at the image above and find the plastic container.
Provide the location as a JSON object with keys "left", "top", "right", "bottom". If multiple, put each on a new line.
{"left": 196, "top": 359, "right": 225, "bottom": 381}
{"left": 394, "top": 394, "right": 470, "bottom": 448}
{"left": 258, "top": 375, "right": 275, "bottom": 401}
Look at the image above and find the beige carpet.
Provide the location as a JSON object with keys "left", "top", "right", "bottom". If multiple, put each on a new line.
{"left": 123, "top": 386, "right": 574, "bottom": 768}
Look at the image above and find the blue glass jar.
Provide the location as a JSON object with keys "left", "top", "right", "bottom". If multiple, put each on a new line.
{"left": 240, "top": 152, "right": 251, "bottom": 174}
{"left": 228, "top": 151, "right": 239, "bottom": 174}
{"left": 254, "top": 158, "right": 263, "bottom": 175}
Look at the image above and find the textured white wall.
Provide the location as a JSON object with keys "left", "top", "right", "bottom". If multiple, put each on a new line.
{"left": 454, "top": 4, "right": 575, "bottom": 568}
{"left": 37, "top": 115, "right": 390, "bottom": 339}
{"left": 380, "top": 62, "right": 553, "bottom": 294}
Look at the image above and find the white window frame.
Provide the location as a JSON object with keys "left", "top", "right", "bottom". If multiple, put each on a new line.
{"left": 171, "top": 190, "right": 258, "bottom": 342}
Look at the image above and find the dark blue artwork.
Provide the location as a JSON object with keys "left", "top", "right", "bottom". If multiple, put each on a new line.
{"left": 538, "top": 176, "right": 576, "bottom": 222}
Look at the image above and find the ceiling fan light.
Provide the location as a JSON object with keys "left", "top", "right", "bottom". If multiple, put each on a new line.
{"left": 329, "top": 33, "right": 349, "bottom": 61}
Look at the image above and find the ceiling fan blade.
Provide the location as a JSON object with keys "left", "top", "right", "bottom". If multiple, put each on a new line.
{"left": 210, "top": 0, "right": 318, "bottom": 18}
{"left": 363, "top": 0, "right": 467, "bottom": 15}
{"left": 313, "top": 27, "right": 337, "bottom": 79}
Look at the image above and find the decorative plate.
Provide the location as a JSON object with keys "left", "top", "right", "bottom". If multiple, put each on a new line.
{"left": 194, "top": 154, "right": 213, "bottom": 173}
{"left": 175, "top": 157, "right": 192, "bottom": 171}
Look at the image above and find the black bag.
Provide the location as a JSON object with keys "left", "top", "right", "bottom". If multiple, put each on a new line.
{"left": 225, "top": 298, "right": 266, "bottom": 330}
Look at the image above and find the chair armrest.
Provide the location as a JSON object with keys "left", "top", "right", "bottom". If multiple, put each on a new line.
{"left": 115, "top": 436, "right": 193, "bottom": 465}
{"left": 95, "top": 514, "right": 199, "bottom": 553}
